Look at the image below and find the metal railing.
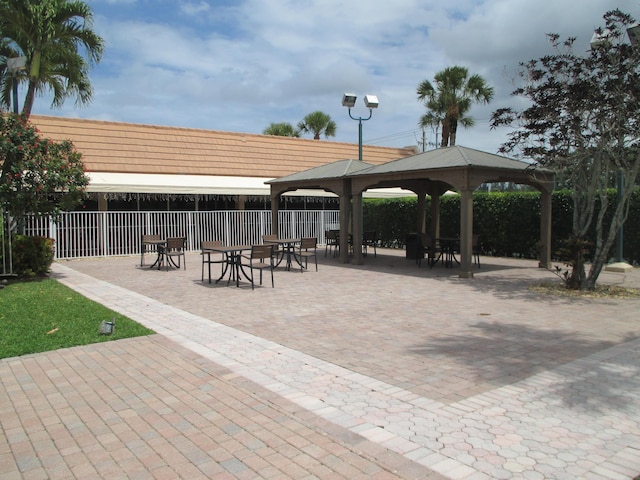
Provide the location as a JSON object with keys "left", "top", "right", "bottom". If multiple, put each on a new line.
{"left": 23, "top": 210, "right": 340, "bottom": 259}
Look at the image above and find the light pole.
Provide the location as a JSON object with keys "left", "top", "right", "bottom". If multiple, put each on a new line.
{"left": 341, "top": 93, "right": 378, "bottom": 161}
{"left": 7, "top": 57, "right": 27, "bottom": 114}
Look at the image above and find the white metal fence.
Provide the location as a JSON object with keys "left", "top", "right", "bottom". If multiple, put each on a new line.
{"left": 24, "top": 210, "right": 340, "bottom": 259}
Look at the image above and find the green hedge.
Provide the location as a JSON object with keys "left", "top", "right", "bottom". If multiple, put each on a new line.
{"left": 362, "top": 198, "right": 418, "bottom": 248}
{"left": 363, "top": 189, "right": 640, "bottom": 264}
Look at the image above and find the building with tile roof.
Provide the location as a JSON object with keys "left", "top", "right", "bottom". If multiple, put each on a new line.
{"left": 30, "top": 115, "right": 417, "bottom": 211}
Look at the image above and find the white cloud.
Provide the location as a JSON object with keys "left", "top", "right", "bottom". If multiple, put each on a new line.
{"left": 34, "top": 0, "right": 640, "bottom": 154}
{"left": 179, "top": 1, "right": 211, "bottom": 17}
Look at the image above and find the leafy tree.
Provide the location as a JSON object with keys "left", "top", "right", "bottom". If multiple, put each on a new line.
{"left": 0, "top": 114, "right": 88, "bottom": 225}
{"left": 490, "top": 9, "right": 640, "bottom": 290}
{"left": 0, "top": 0, "right": 104, "bottom": 117}
{"left": 417, "top": 66, "right": 494, "bottom": 147}
{"left": 263, "top": 122, "right": 300, "bottom": 137}
{"left": 297, "top": 111, "right": 336, "bottom": 140}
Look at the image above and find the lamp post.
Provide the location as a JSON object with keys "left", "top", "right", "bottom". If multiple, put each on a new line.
{"left": 341, "top": 93, "right": 378, "bottom": 161}
{"left": 7, "top": 57, "right": 27, "bottom": 114}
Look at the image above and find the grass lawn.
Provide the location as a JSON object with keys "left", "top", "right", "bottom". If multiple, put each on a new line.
{"left": 0, "top": 278, "right": 154, "bottom": 359}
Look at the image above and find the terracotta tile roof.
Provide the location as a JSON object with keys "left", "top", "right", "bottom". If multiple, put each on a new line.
{"left": 30, "top": 115, "right": 416, "bottom": 178}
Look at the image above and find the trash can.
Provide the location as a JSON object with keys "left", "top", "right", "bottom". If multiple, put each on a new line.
{"left": 405, "top": 233, "right": 419, "bottom": 260}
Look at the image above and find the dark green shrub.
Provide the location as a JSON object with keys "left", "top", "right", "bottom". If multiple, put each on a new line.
{"left": 438, "top": 195, "right": 461, "bottom": 238}
{"left": 476, "top": 191, "right": 541, "bottom": 258}
{"left": 363, "top": 198, "right": 418, "bottom": 247}
{"left": 12, "top": 235, "right": 55, "bottom": 277}
{"left": 363, "top": 188, "right": 640, "bottom": 264}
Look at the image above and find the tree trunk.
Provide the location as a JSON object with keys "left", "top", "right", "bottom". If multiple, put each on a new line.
{"left": 449, "top": 118, "right": 458, "bottom": 146}
{"left": 585, "top": 261, "right": 604, "bottom": 291}
{"left": 21, "top": 50, "right": 41, "bottom": 118}
{"left": 21, "top": 81, "right": 36, "bottom": 117}
{"left": 567, "top": 260, "right": 587, "bottom": 289}
{"left": 440, "top": 121, "right": 449, "bottom": 147}
{"left": 564, "top": 235, "right": 592, "bottom": 290}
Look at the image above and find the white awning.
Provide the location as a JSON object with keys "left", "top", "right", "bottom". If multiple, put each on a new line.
{"left": 87, "top": 172, "right": 278, "bottom": 195}
{"left": 87, "top": 172, "right": 416, "bottom": 198}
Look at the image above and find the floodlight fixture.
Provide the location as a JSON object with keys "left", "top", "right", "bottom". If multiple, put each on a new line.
{"left": 342, "top": 93, "right": 357, "bottom": 108}
{"left": 364, "top": 94, "right": 379, "bottom": 109}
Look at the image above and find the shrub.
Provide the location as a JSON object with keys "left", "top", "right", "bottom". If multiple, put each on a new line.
{"left": 363, "top": 188, "right": 640, "bottom": 263}
{"left": 12, "top": 235, "right": 55, "bottom": 277}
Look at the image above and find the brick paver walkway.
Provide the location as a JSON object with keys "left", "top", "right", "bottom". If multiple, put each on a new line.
{"left": 2, "top": 249, "right": 640, "bottom": 479}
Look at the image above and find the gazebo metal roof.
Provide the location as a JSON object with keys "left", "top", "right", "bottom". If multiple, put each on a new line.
{"left": 267, "top": 159, "right": 373, "bottom": 184}
{"left": 354, "top": 145, "right": 538, "bottom": 173}
{"left": 269, "top": 146, "right": 552, "bottom": 192}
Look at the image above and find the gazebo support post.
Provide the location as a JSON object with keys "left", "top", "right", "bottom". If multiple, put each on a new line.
{"left": 352, "top": 193, "right": 364, "bottom": 265}
{"left": 270, "top": 193, "right": 280, "bottom": 236}
{"left": 458, "top": 188, "right": 474, "bottom": 278}
{"left": 339, "top": 191, "right": 351, "bottom": 264}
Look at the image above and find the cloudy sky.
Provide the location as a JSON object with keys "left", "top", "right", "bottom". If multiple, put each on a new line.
{"left": 31, "top": 0, "right": 640, "bottom": 154}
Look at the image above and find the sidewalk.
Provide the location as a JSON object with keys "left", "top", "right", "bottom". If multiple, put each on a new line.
{"left": 2, "top": 250, "right": 640, "bottom": 479}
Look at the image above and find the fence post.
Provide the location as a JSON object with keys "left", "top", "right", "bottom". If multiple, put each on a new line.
{"left": 101, "top": 212, "right": 109, "bottom": 257}
{"left": 224, "top": 211, "right": 231, "bottom": 245}
{"left": 49, "top": 215, "right": 58, "bottom": 259}
{"left": 290, "top": 211, "right": 296, "bottom": 239}
{"left": 187, "top": 211, "right": 193, "bottom": 250}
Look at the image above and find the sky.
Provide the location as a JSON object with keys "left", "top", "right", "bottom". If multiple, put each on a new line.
{"left": 30, "top": 0, "right": 640, "bottom": 155}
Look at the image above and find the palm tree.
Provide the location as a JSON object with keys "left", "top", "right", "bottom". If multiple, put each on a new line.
{"left": 297, "top": 111, "right": 337, "bottom": 140}
{"left": 417, "top": 66, "right": 494, "bottom": 147}
{"left": 262, "top": 122, "right": 300, "bottom": 137}
{"left": 0, "top": 0, "right": 104, "bottom": 117}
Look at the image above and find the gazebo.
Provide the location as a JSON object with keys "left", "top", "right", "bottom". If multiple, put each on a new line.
{"left": 267, "top": 146, "right": 555, "bottom": 278}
